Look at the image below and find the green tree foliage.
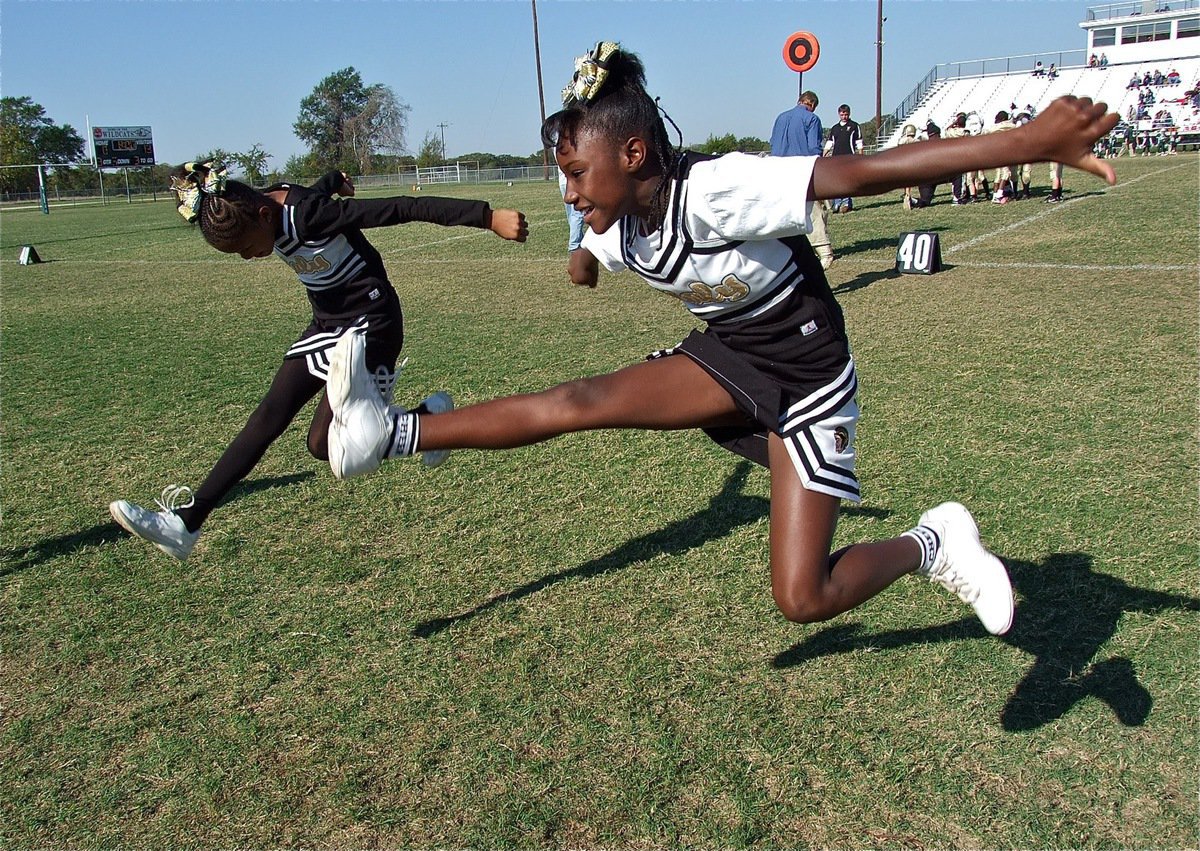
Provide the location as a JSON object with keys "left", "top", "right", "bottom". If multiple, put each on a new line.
{"left": 294, "top": 68, "right": 409, "bottom": 175}
{"left": 416, "top": 131, "right": 444, "bottom": 169}
{"left": 230, "top": 143, "right": 271, "bottom": 186}
{"left": 0, "top": 96, "right": 85, "bottom": 193}
{"left": 693, "top": 133, "right": 770, "bottom": 155}
{"left": 283, "top": 153, "right": 320, "bottom": 182}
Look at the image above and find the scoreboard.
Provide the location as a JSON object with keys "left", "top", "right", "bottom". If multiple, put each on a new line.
{"left": 93, "top": 126, "right": 155, "bottom": 168}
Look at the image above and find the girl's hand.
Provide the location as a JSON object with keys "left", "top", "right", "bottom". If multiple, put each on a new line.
{"left": 490, "top": 209, "right": 529, "bottom": 242}
{"left": 1026, "top": 96, "right": 1120, "bottom": 184}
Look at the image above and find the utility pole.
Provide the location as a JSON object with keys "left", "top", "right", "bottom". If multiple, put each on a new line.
{"left": 875, "top": 0, "right": 885, "bottom": 133}
{"left": 437, "top": 122, "right": 451, "bottom": 162}
{"left": 531, "top": 0, "right": 550, "bottom": 179}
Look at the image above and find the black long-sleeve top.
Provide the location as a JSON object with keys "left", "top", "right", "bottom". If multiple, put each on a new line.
{"left": 267, "top": 176, "right": 492, "bottom": 321}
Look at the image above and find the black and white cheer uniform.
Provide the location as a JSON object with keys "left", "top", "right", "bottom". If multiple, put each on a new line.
{"left": 582, "top": 152, "right": 861, "bottom": 502}
{"left": 270, "top": 176, "right": 494, "bottom": 378}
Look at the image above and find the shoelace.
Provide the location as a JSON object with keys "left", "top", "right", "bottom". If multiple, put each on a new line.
{"left": 929, "top": 564, "right": 980, "bottom": 604}
{"left": 374, "top": 358, "right": 408, "bottom": 405}
{"left": 155, "top": 484, "right": 195, "bottom": 513}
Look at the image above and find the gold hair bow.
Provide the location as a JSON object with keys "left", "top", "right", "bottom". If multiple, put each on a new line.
{"left": 170, "top": 161, "right": 228, "bottom": 223}
{"left": 561, "top": 41, "right": 620, "bottom": 107}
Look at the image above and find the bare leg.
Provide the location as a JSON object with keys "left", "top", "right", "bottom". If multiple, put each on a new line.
{"left": 766, "top": 432, "right": 920, "bottom": 623}
{"left": 417, "top": 355, "right": 748, "bottom": 451}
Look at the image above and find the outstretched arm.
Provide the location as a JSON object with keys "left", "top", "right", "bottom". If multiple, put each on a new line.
{"left": 809, "top": 96, "right": 1118, "bottom": 200}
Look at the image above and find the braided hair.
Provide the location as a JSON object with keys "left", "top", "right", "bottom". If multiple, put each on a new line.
{"left": 170, "top": 163, "right": 270, "bottom": 251}
{"left": 541, "top": 46, "right": 681, "bottom": 232}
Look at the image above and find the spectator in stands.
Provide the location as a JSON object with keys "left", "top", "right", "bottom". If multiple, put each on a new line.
{"left": 1100, "top": 53, "right": 1109, "bottom": 68}
{"left": 1142, "top": 71, "right": 1153, "bottom": 87}
{"left": 1089, "top": 54, "right": 1098, "bottom": 68}
{"left": 1168, "top": 68, "right": 1181, "bottom": 85}
{"left": 1128, "top": 73, "right": 1142, "bottom": 90}
{"left": 770, "top": 89, "right": 835, "bottom": 269}
{"left": 1033, "top": 61, "right": 1046, "bottom": 77}
{"left": 1048, "top": 64, "right": 1059, "bottom": 80}
{"left": 824, "top": 104, "right": 864, "bottom": 213}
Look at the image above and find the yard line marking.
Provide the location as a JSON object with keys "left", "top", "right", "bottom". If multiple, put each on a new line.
{"left": 945, "top": 260, "right": 1194, "bottom": 271}
{"left": 380, "top": 216, "right": 564, "bottom": 254}
{"left": 944, "top": 161, "right": 1196, "bottom": 255}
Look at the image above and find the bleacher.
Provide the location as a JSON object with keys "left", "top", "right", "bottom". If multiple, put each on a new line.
{"left": 882, "top": 56, "right": 1200, "bottom": 148}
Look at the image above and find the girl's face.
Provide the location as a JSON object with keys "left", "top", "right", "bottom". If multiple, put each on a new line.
{"left": 556, "top": 129, "right": 646, "bottom": 235}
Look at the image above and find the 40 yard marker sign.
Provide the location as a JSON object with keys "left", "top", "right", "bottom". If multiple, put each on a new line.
{"left": 895, "top": 231, "right": 943, "bottom": 274}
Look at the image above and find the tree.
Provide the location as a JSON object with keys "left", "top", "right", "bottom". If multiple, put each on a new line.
{"left": 294, "top": 68, "right": 409, "bottom": 175}
{"left": 416, "top": 131, "right": 444, "bottom": 169}
{"left": 343, "top": 84, "right": 410, "bottom": 174}
{"left": 230, "top": 144, "right": 271, "bottom": 186}
{"left": 694, "top": 133, "right": 740, "bottom": 155}
{"left": 36, "top": 123, "right": 85, "bottom": 165}
{"left": 283, "top": 153, "right": 319, "bottom": 181}
{"left": 192, "top": 148, "right": 236, "bottom": 168}
{"left": 693, "top": 133, "right": 769, "bottom": 156}
{"left": 0, "top": 96, "right": 84, "bottom": 192}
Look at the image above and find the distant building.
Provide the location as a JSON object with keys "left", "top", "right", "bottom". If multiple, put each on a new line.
{"left": 1080, "top": 1, "right": 1200, "bottom": 65}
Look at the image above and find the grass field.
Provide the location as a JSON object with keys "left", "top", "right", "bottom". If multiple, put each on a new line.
{"left": 2, "top": 156, "right": 1197, "bottom": 849}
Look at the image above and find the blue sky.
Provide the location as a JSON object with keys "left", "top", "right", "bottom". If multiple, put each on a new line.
{"left": 2, "top": 0, "right": 1098, "bottom": 168}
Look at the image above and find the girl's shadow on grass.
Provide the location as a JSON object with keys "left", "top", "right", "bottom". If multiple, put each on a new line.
{"left": 1, "top": 472, "right": 314, "bottom": 577}
{"left": 413, "top": 461, "right": 890, "bottom": 638}
{"left": 772, "top": 551, "right": 1199, "bottom": 730}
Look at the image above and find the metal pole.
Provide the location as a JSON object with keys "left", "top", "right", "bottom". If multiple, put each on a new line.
{"left": 37, "top": 165, "right": 49, "bottom": 215}
{"left": 875, "top": 0, "right": 884, "bottom": 130}
{"left": 531, "top": 0, "right": 550, "bottom": 179}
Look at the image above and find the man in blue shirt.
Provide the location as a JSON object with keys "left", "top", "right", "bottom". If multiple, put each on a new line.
{"left": 770, "top": 90, "right": 834, "bottom": 269}
{"left": 771, "top": 90, "right": 824, "bottom": 158}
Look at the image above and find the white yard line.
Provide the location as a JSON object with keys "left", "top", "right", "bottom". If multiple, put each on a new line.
{"left": 944, "top": 160, "right": 1196, "bottom": 255}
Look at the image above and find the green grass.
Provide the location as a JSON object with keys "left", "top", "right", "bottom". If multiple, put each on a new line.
{"left": 2, "top": 157, "right": 1197, "bottom": 848}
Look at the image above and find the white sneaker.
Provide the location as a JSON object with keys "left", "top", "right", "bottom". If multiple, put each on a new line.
{"left": 327, "top": 330, "right": 392, "bottom": 479}
{"left": 916, "top": 502, "right": 1014, "bottom": 635}
{"left": 109, "top": 485, "right": 200, "bottom": 561}
{"left": 416, "top": 391, "right": 454, "bottom": 468}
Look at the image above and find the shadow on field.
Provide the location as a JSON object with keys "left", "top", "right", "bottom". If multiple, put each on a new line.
{"left": 413, "top": 461, "right": 891, "bottom": 638}
{"left": 832, "top": 268, "right": 903, "bottom": 295}
{"left": 0, "top": 472, "right": 314, "bottom": 576}
{"left": 771, "top": 551, "right": 1200, "bottom": 730}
